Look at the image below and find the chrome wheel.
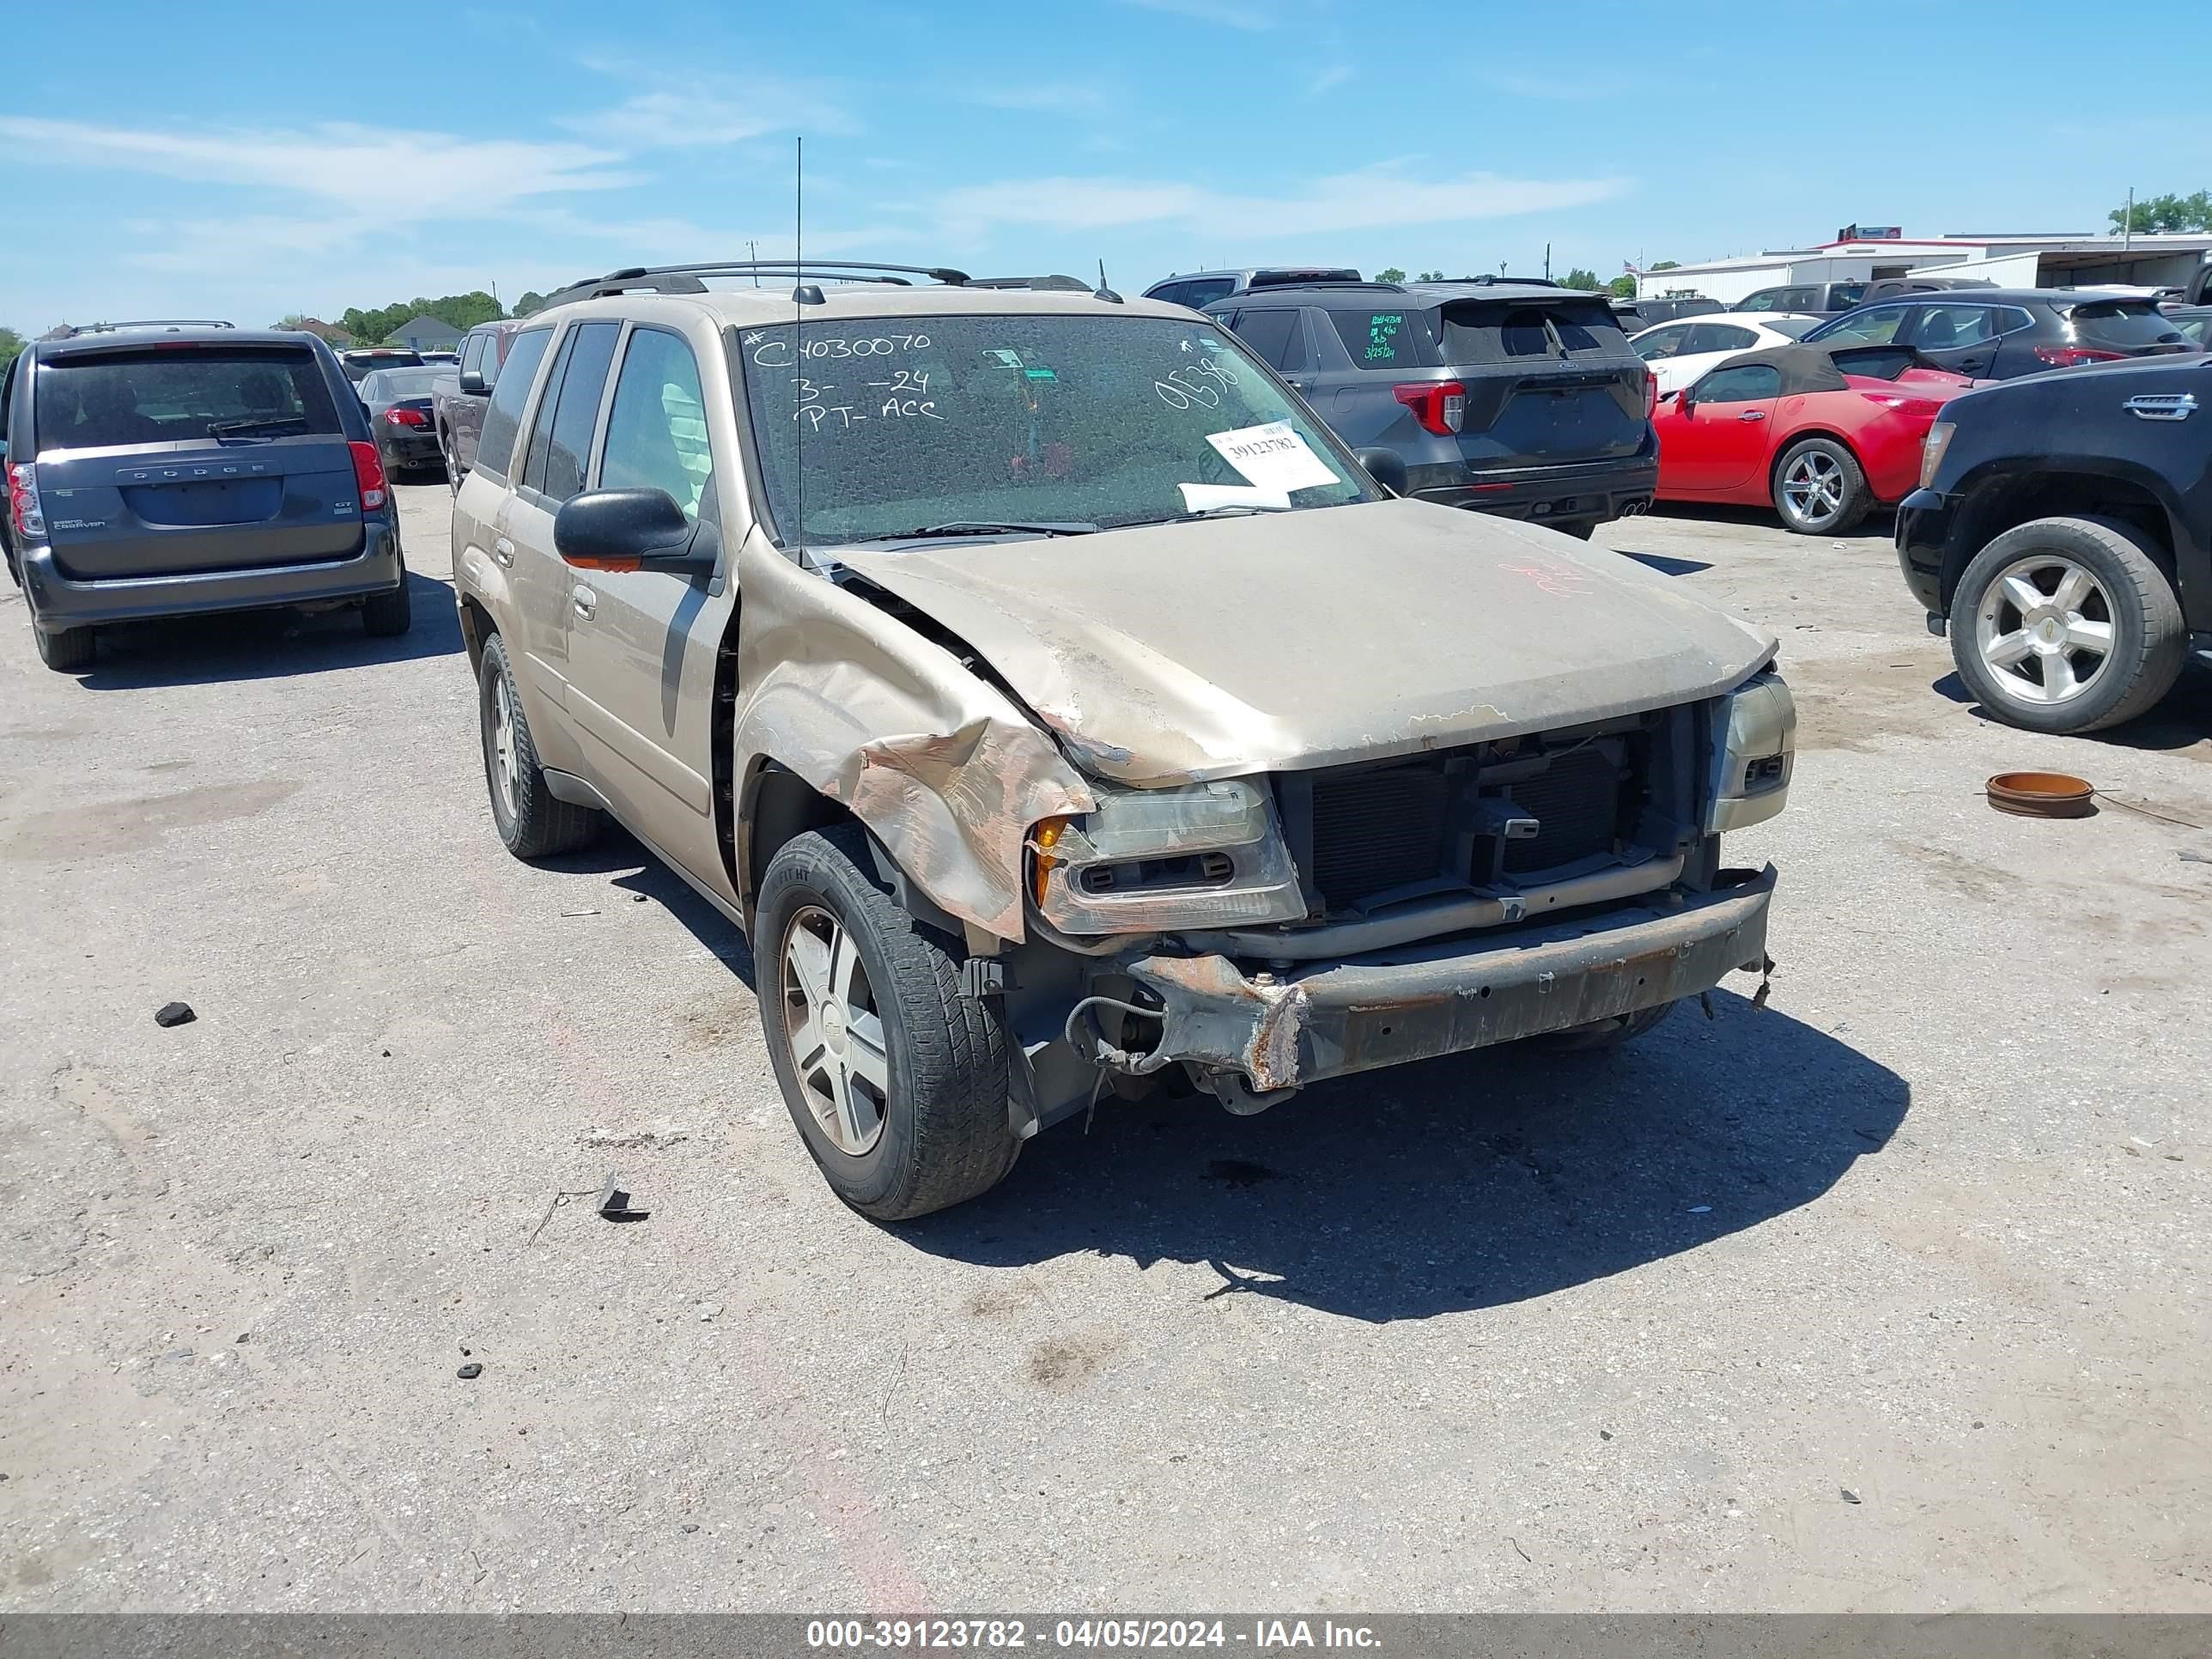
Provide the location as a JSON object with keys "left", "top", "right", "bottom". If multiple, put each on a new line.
{"left": 489, "top": 674, "right": 521, "bottom": 817}
{"left": 1973, "top": 555, "right": 2115, "bottom": 706}
{"left": 1779, "top": 450, "right": 1845, "bottom": 527}
{"left": 780, "top": 905, "right": 890, "bottom": 1157}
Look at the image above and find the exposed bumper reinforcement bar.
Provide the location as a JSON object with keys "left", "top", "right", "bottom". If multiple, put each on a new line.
{"left": 1124, "top": 866, "right": 1777, "bottom": 1095}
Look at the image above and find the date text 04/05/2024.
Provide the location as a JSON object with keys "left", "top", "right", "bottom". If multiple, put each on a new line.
{"left": 804, "top": 1618, "right": 1382, "bottom": 1650}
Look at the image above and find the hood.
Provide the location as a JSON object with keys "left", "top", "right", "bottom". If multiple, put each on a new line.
{"left": 836, "top": 499, "right": 1776, "bottom": 785}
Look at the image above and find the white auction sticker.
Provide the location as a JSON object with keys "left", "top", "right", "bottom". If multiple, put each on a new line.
{"left": 1205, "top": 422, "right": 1340, "bottom": 493}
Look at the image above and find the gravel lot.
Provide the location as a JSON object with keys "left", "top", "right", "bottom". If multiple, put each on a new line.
{"left": 3, "top": 484, "right": 2208, "bottom": 1613}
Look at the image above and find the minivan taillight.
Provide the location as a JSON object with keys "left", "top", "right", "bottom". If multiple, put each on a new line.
{"left": 7, "top": 463, "right": 44, "bottom": 539}
{"left": 1394, "top": 380, "right": 1467, "bottom": 435}
{"left": 1645, "top": 371, "right": 1660, "bottom": 419}
{"left": 2033, "top": 345, "right": 2124, "bottom": 369}
{"left": 349, "top": 440, "right": 388, "bottom": 512}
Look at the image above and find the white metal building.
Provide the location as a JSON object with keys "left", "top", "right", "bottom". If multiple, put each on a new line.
{"left": 1637, "top": 229, "right": 2212, "bottom": 303}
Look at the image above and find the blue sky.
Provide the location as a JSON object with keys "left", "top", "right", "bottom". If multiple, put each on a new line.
{"left": 3, "top": 0, "right": 2209, "bottom": 332}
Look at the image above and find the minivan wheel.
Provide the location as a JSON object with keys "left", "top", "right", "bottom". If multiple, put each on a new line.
{"left": 362, "top": 569, "right": 412, "bottom": 637}
{"left": 1950, "top": 515, "right": 2185, "bottom": 734}
{"left": 34, "top": 623, "right": 97, "bottom": 672}
{"left": 1771, "top": 437, "right": 1870, "bottom": 536}
{"left": 757, "top": 824, "right": 1019, "bottom": 1221}
{"left": 1535, "top": 998, "right": 1677, "bottom": 1051}
{"left": 477, "top": 632, "right": 602, "bottom": 858}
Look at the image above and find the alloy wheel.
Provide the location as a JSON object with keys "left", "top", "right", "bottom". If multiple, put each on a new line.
{"left": 489, "top": 675, "right": 521, "bottom": 817}
{"left": 781, "top": 905, "right": 891, "bottom": 1157}
{"left": 1973, "top": 555, "right": 2115, "bottom": 706}
{"left": 1779, "top": 450, "right": 1845, "bottom": 527}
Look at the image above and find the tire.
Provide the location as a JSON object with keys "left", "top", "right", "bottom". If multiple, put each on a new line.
{"left": 1550, "top": 519, "right": 1596, "bottom": 541}
{"left": 1771, "top": 436, "right": 1871, "bottom": 536}
{"left": 362, "top": 567, "right": 412, "bottom": 637}
{"left": 34, "top": 623, "right": 97, "bottom": 672}
{"left": 1949, "top": 514, "right": 2185, "bottom": 735}
{"left": 757, "top": 823, "right": 1018, "bottom": 1220}
{"left": 1535, "top": 998, "right": 1677, "bottom": 1051}
{"left": 477, "top": 631, "right": 601, "bottom": 858}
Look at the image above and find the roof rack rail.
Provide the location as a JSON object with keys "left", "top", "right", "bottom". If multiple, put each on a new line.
{"left": 1424, "top": 275, "right": 1562, "bottom": 287}
{"left": 1249, "top": 279, "right": 1407, "bottom": 295}
{"left": 64, "top": 319, "right": 236, "bottom": 337}
{"left": 540, "top": 260, "right": 972, "bottom": 310}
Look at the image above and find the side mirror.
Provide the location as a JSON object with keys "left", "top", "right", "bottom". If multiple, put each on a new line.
{"left": 1353, "top": 446, "right": 1409, "bottom": 497}
{"left": 554, "top": 488, "right": 718, "bottom": 575}
{"left": 459, "top": 369, "right": 489, "bottom": 396}
{"left": 1675, "top": 388, "right": 1694, "bottom": 414}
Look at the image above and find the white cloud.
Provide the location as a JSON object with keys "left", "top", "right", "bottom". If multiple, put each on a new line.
{"left": 965, "top": 82, "right": 1114, "bottom": 117}
{"left": 936, "top": 167, "right": 1628, "bottom": 238}
{"left": 1119, "top": 0, "right": 1274, "bottom": 29}
{"left": 563, "top": 58, "right": 852, "bottom": 148}
{"left": 0, "top": 116, "right": 634, "bottom": 220}
{"left": 1310, "top": 65, "right": 1352, "bottom": 95}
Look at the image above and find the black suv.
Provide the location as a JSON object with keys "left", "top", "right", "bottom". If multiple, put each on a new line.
{"left": 1898, "top": 355, "right": 2211, "bottom": 733}
{"left": 1206, "top": 279, "right": 1657, "bottom": 538}
{"left": 1807, "top": 289, "right": 2198, "bottom": 381}
{"left": 2, "top": 323, "right": 410, "bottom": 671}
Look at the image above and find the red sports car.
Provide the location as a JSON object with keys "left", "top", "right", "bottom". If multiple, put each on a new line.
{"left": 1650, "top": 343, "right": 1976, "bottom": 535}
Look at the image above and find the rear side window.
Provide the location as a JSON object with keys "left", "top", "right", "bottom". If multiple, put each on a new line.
{"left": 35, "top": 347, "right": 339, "bottom": 450}
{"left": 1329, "top": 308, "right": 1438, "bottom": 369}
{"left": 1908, "top": 305, "right": 1998, "bottom": 347}
{"left": 1738, "top": 289, "right": 1781, "bottom": 311}
{"left": 1828, "top": 284, "right": 1867, "bottom": 307}
{"left": 598, "top": 327, "right": 713, "bottom": 520}
{"left": 1182, "top": 278, "right": 1236, "bottom": 308}
{"left": 1684, "top": 324, "right": 1758, "bottom": 354}
{"left": 2069, "top": 301, "right": 2188, "bottom": 347}
{"left": 535, "top": 321, "right": 621, "bottom": 503}
{"left": 1229, "top": 309, "right": 1306, "bottom": 371}
{"left": 1633, "top": 325, "right": 1691, "bottom": 360}
{"left": 476, "top": 326, "right": 553, "bottom": 482}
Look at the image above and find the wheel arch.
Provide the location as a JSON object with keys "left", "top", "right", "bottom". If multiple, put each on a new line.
{"left": 1765, "top": 426, "right": 1866, "bottom": 504}
{"left": 1938, "top": 465, "right": 2182, "bottom": 614}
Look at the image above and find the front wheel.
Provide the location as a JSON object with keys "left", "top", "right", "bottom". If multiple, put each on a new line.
{"left": 757, "top": 824, "right": 1018, "bottom": 1220}
{"left": 1534, "top": 999, "right": 1677, "bottom": 1051}
{"left": 362, "top": 568, "right": 412, "bottom": 637}
{"left": 1771, "top": 437, "right": 1870, "bottom": 536}
{"left": 1949, "top": 515, "right": 2185, "bottom": 734}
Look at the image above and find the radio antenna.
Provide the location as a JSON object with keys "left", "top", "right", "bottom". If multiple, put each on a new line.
{"left": 793, "top": 136, "right": 805, "bottom": 552}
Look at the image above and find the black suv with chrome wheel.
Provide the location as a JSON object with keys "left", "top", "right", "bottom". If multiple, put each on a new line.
{"left": 1897, "top": 353, "right": 2211, "bottom": 733}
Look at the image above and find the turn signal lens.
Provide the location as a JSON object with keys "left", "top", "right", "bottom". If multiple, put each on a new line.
{"left": 1918, "top": 422, "right": 1955, "bottom": 490}
{"left": 1030, "top": 817, "right": 1070, "bottom": 904}
{"left": 1394, "top": 380, "right": 1468, "bottom": 435}
{"left": 348, "top": 440, "right": 388, "bottom": 512}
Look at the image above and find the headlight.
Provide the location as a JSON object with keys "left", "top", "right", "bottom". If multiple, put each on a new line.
{"left": 1918, "top": 421, "right": 1954, "bottom": 490}
{"left": 1707, "top": 671, "right": 1796, "bottom": 834}
{"left": 1030, "top": 777, "right": 1307, "bottom": 935}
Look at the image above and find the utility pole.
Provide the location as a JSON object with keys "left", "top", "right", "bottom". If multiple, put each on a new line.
{"left": 749, "top": 240, "right": 760, "bottom": 285}
{"left": 1544, "top": 242, "right": 1551, "bottom": 280}
{"left": 2123, "top": 186, "right": 2134, "bottom": 252}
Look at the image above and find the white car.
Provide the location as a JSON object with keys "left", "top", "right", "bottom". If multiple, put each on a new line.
{"left": 1631, "top": 313, "right": 1822, "bottom": 396}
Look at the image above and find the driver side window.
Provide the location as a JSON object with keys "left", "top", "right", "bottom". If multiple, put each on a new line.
{"left": 597, "top": 327, "right": 714, "bottom": 520}
{"left": 1635, "top": 325, "right": 1690, "bottom": 361}
{"left": 1692, "top": 363, "right": 1782, "bottom": 404}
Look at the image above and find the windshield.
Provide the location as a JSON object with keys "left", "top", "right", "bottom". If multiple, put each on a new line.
{"left": 737, "top": 313, "right": 1372, "bottom": 544}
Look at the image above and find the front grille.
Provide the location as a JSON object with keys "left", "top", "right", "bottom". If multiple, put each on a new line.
{"left": 1310, "top": 765, "right": 1449, "bottom": 908}
{"left": 1502, "top": 748, "right": 1623, "bottom": 873}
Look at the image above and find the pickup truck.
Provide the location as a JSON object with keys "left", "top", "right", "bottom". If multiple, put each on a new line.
{"left": 1898, "top": 351, "right": 2212, "bottom": 732}
{"left": 430, "top": 319, "right": 523, "bottom": 489}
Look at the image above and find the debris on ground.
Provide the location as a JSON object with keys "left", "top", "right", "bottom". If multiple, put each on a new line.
{"left": 154, "top": 1001, "right": 196, "bottom": 1029}
{"left": 457, "top": 1362, "right": 483, "bottom": 1380}
{"left": 1840, "top": 1488, "right": 1862, "bottom": 1504}
{"left": 560, "top": 908, "right": 601, "bottom": 918}
{"left": 599, "top": 1173, "right": 648, "bottom": 1221}
{"left": 576, "top": 1125, "right": 690, "bottom": 1152}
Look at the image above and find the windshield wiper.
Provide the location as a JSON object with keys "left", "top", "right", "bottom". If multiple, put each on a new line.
{"left": 1117, "top": 503, "right": 1293, "bottom": 528}
{"left": 208, "top": 417, "right": 308, "bottom": 440}
{"left": 838, "top": 520, "right": 1100, "bottom": 544}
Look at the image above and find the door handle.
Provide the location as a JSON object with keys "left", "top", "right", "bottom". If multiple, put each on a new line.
{"left": 492, "top": 537, "right": 514, "bottom": 567}
{"left": 572, "top": 586, "right": 597, "bottom": 621}
{"left": 1737, "top": 410, "right": 1767, "bottom": 422}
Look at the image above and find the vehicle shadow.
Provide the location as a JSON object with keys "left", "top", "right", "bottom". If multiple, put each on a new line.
{"left": 900, "top": 990, "right": 1908, "bottom": 1324}
{"left": 72, "top": 570, "right": 463, "bottom": 690}
{"left": 539, "top": 823, "right": 758, "bottom": 989}
{"left": 1642, "top": 501, "right": 1898, "bottom": 542}
{"left": 1613, "top": 550, "right": 1715, "bottom": 578}
{"left": 1935, "top": 669, "right": 2212, "bottom": 752}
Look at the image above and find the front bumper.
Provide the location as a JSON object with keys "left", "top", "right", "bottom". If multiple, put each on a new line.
{"left": 1123, "top": 866, "right": 1776, "bottom": 1094}
{"left": 1412, "top": 455, "right": 1659, "bottom": 529}
{"left": 20, "top": 521, "right": 404, "bottom": 633}
{"left": 1894, "top": 486, "right": 1956, "bottom": 617}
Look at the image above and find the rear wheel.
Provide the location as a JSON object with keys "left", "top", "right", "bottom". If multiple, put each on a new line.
{"left": 477, "top": 631, "right": 601, "bottom": 858}
{"left": 34, "top": 623, "right": 97, "bottom": 672}
{"left": 1949, "top": 515, "right": 2185, "bottom": 734}
{"left": 1771, "top": 437, "right": 1870, "bottom": 536}
{"left": 362, "top": 567, "right": 412, "bottom": 637}
{"left": 757, "top": 824, "right": 1019, "bottom": 1220}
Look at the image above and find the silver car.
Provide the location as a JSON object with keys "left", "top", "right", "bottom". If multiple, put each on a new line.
{"left": 451, "top": 262, "right": 1794, "bottom": 1218}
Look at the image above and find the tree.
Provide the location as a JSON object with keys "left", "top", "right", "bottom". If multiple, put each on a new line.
{"left": 1417, "top": 270, "right": 1445, "bottom": 282}
{"left": 0, "top": 325, "right": 23, "bottom": 370}
{"left": 514, "top": 291, "right": 548, "bottom": 318}
{"left": 2111, "top": 190, "right": 2212, "bottom": 234}
{"left": 1607, "top": 275, "right": 1637, "bottom": 298}
{"left": 1374, "top": 268, "right": 1406, "bottom": 284}
{"left": 1561, "top": 266, "right": 1601, "bottom": 291}
{"left": 1650, "top": 260, "right": 1680, "bottom": 271}
{"left": 337, "top": 290, "right": 506, "bottom": 345}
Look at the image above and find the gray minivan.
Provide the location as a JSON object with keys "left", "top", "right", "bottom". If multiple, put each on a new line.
{"left": 1, "top": 323, "right": 410, "bottom": 671}
{"left": 1208, "top": 280, "right": 1658, "bottom": 538}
